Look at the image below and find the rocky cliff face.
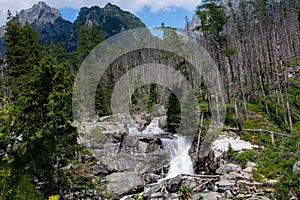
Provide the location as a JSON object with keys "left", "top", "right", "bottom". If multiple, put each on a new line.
{"left": 179, "top": 14, "right": 201, "bottom": 38}
{"left": 18, "top": 1, "right": 61, "bottom": 26}
{"left": 74, "top": 114, "right": 169, "bottom": 174}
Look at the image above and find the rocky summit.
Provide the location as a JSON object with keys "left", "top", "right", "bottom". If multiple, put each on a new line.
{"left": 18, "top": 1, "right": 61, "bottom": 26}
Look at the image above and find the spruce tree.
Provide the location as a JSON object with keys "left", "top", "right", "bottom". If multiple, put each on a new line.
{"left": 1, "top": 13, "right": 78, "bottom": 197}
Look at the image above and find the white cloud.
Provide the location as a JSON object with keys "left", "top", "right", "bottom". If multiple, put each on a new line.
{"left": 0, "top": 0, "right": 200, "bottom": 25}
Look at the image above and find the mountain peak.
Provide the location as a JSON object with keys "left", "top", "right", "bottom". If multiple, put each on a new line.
{"left": 75, "top": 4, "right": 145, "bottom": 36}
{"left": 18, "top": 1, "right": 61, "bottom": 25}
{"left": 105, "top": 2, "right": 113, "bottom": 7}
{"left": 104, "top": 2, "right": 120, "bottom": 10}
{"left": 179, "top": 14, "right": 201, "bottom": 38}
{"left": 36, "top": 1, "right": 47, "bottom": 8}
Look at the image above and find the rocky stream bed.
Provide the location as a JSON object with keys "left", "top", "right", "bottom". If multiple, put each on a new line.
{"left": 68, "top": 114, "right": 285, "bottom": 200}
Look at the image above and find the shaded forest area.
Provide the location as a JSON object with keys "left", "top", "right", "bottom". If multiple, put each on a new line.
{"left": 0, "top": 0, "right": 299, "bottom": 199}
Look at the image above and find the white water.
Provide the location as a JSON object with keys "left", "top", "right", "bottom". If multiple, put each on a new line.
{"left": 130, "top": 117, "right": 194, "bottom": 178}
{"left": 141, "top": 117, "right": 163, "bottom": 135}
{"left": 161, "top": 136, "right": 194, "bottom": 178}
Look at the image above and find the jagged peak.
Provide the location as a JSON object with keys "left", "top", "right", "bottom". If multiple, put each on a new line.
{"left": 19, "top": 1, "right": 61, "bottom": 25}
{"left": 36, "top": 1, "right": 47, "bottom": 8}
{"left": 104, "top": 2, "right": 121, "bottom": 10}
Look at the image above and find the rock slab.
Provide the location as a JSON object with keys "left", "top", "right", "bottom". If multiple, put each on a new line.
{"left": 106, "top": 172, "right": 144, "bottom": 196}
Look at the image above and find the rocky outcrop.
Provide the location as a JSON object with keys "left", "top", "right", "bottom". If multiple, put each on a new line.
{"left": 194, "top": 132, "right": 255, "bottom": 173}
{"left": 75, "top": 118, "right": 169, "bottom": 174}
{"left": 106, "top": 172, "right": 144, "bottom": 197}
{"left": 178, "top": 14, "right": 201, "bottom": 38}
{"left": 71, "top": 117, "right": 276, "bottom": 199}
{"left": 211, "top": 132, "right": 254, "bottom": 158}
{"left": 19, "top": 2, "right": 61, "bottom": 26}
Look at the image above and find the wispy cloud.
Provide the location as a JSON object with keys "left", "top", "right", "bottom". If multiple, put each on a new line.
{"left": 0, "top": 0, "right": 200, "bottom": 25}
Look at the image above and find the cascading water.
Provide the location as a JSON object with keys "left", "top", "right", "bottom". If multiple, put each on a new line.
{"left": 130, "top": 117, "right": 194, "bottom": 178}
{"left": 161, "top": 136, "right": 194, "bottom": 178}
{"left": 141, "top": 117, "right": 163, "bottom": 135}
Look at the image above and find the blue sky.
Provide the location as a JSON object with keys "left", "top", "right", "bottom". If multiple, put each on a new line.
{"left": 59, "top": 6, "right": 196, "bottom": 29}
{"left": 0, "top": 1, "right": 201, "bottom": 28}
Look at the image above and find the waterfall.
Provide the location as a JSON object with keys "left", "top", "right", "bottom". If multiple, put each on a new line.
{"left": 130, "top": 117, "right": 194, "bottom": 178}
{"left": 161, "top": 136, "right": 194, "bottom": 178}
{"left": 142, "top": 117, "right": 163, "bottom": 135}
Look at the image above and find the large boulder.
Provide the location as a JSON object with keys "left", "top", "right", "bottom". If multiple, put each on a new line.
{"left": 166, "top": 175, "right": 183, "bottom": 193}
{"left": 216, "top": 162, "right": 240, "bottom": 174}
{"left": 211, "top": 132, "right": 253, "bottom": 158}
{"left": 106, "top": 172, "right": 144, "bottom": 197}
{"left": 196, "top": 132, "right": 256, "bottom": 174}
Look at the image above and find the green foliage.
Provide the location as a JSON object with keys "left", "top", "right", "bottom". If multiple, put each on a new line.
{"left": 146, "top": 83, "right": 158, "bottom": 111}
{"left": 0, "top": 172, "right": 44, "bottom": 200}
{"left": 227, "top": 143, "right": 238, "bottom": 159}
{"left": 196, "top": 0, "right": 228, "bottom": 37}
{"left": 237, "top": 150, "right": 258, "bottom": 169}
{"left": 275, "top": 172, "right": 300, "bottom": 200}
{"left": 178, "top": 185, "right": 193, "bottom": 200}
{"left": 0, "top": 13, "right": 78, "bottom": 198}
{"left": 166, "top": 92, "right": 181, "bottom": 132}
{"left": 225, "top": 104, "right": 238, "bottom": 127}
{"left": 265, "top": 100, "right": 288, "bottom": 132}
{"left": 255, "top": 131, "right": 300, "bottom": 197}
{"left": 133, "top": 193, "right": 143, "bottom": 200}
{"left": 73, "top": 24, "right": 106, "bottom": 70}
{"left": 180, "top": 90, "right": 199, "bottom": 137}
{"left": 103, "top": 192, "right": 114, "bottom": 199}
{"left": 221, "top": 48, "right": 236, "bottom": 57}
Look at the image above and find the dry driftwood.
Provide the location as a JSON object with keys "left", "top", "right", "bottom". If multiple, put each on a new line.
{"left": 193, "top": 178, "right": 218, "bottom": 192}
{"left": 225, "top": 127, "right": 290, "bottom": 137}
{"left": 181, "top": 174, "right": 220, "bottom": 179}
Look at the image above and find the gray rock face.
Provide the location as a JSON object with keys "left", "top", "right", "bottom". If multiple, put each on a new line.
{"left": 216, "top": 162, "right": 240, "bottom": 175}
{"left": 74, "top": 115, "right": 169, "bottom": 174}
{"left": 197, "top": 192, "right": 222, "bottom": 200}
{"left": 211, "top": 132, "right": 253, "bottom": 158}
{"left": 106, "top": 172, "right": 144, "bottom": 196}
{"left": 178, "top": 14, "right": 201, "bottom": 38}
{"left": 196, "top": 132, "right": 256, "bottom": 174}
{"left": 19, "top": 1, "right": 61, "bottom": 26}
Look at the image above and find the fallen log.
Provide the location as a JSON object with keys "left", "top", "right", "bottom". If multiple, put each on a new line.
{"left": 181, "top": 174, "right": 220, "bottom": 179}
{"left": 225, "top": 128, "right": 290, "bottom": 137}
{"left": 193, "top": 178, "right": 218, "bottom": 192}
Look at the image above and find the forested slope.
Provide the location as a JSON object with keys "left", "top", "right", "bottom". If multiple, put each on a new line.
{"left": 0, "top": 0, "right": 299, "bottom": 199}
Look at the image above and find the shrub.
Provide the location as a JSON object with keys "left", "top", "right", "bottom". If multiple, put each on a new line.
{"left": 237, "top": 150, "right": 258, "bottom": 169}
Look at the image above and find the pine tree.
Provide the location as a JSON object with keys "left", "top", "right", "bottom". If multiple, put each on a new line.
{"left": 72, "top": 24, "right": 106, "bottom": 71}
{"left": 166, "top": 90, "right": 181, "bottom": 132}
{"left": 1, "top": 13, "right": 78, "bottom": 197}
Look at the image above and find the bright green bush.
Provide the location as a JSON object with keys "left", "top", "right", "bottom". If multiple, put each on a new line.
{"left": 238, "top": 149, "right": 259, "bottom": 169}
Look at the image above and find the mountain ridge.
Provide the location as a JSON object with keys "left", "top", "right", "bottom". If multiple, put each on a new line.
{"left": 0, "top": 1, "right": 146, "bottom": 56}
